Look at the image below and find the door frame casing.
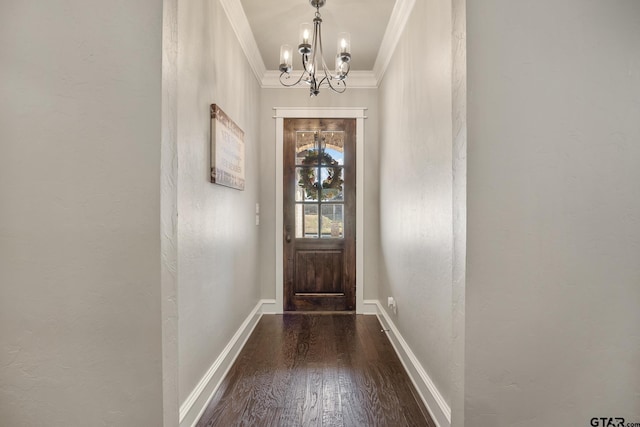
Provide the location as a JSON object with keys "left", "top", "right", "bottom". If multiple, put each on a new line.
{"left": 273, "top": 107, "right": 367, "bottom": 313}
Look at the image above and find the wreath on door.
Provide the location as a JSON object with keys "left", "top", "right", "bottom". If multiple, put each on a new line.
{"left": 298, "top": 150, "right": 343, "bottom": 200}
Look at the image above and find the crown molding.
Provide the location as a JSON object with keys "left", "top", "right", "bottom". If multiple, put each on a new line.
{"left": 219, "top": 0, "right": 266, "bottom": 84}
{"left": 261, "top": 70, "right": 378, "bottom": 89}
{"left": 372, "top": 0, "right": 416, "bottom": 83}
{"left": 221, "top": 0, "right": 415, "bottom": 90}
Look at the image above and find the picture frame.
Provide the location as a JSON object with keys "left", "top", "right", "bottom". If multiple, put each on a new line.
{"left": 210, "top": 104, "right": 245, "bottom": 190}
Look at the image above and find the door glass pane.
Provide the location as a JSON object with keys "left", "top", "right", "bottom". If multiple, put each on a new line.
{"left": 321, "top": 131, "right": 344, "bottom": 165}
{"left": 295, "top": 204, "right": 319, "bottom": 238}
{"left": 296, "top": 167, "right": 319, "bottom": 201}
{"left": 321, "top": 204, "right": 344, "bottom": 239}
{"left": 293, "top": 128, "right": 347, "bottom": 240}
{"left": 296, "top": 131, "right": 318, "bottom": 165}
{"left": 319, "top": 167, "right": 344, "bottom": 201}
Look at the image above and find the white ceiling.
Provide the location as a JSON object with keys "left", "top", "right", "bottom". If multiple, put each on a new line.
{"left": 240, "top": 0, "right": 396, "bottom": 71}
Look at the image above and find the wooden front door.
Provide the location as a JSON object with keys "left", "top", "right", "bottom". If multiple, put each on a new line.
{"left": 283, "top": 118, "right": 356, "bottom": 311}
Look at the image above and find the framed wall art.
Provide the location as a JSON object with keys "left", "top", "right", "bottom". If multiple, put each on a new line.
{"left": 210, "top": 104, "right": 245, "bottom": 190}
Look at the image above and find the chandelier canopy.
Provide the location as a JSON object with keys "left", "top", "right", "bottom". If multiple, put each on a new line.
{"left": 278, "top": 0, "right": 351, "bottom": 97}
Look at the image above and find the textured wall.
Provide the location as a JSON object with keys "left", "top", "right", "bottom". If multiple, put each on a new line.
{"left": 177, "top": 0, "right": 261, "bottom": 405}
{"left": 161, "top": 0, "right": 179, "bottom": 424}
{"left": 451, "top": 0, "right": 466, "bottom": 425}
{"left": 0, "top": 1, "right": 164, "bottom": 425}
{"left": 466, "top": 1, "right": 640, "bottom": 425}
{"left": 258, "top": 89, "right": 380, "bottom": 302}
{"left": 378, "top": 0, "right": 454, "bottom": 408}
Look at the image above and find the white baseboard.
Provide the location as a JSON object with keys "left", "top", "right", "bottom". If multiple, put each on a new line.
{"left": 259, "top": 298, "right": 278, "bottom": 314}
{"left": 179, "top": 299, "right": 267, "bottom": 427}
{"left": 372, "top": 300, "right": 452, "bottom": 427}
{"left": 259, "top": 298, "right": 374, "bottom": 314}
{"left": 362, "top": 299, "right": 379, "bottom": 314}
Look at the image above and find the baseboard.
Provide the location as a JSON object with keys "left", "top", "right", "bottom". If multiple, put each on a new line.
{"left": 373, "top": 300, "right": 452, "bottom": 427}
{"left": 259, "top": 298, "right": 278, "bottom": 314}
{"left": 362, "top": 299, "right": 379, "bottom": 314}
{"left": 261, "top": 298, "right": 373, "bottom": 314}
{"left": 178, "top": 300, "right": 266, "bottom": 427}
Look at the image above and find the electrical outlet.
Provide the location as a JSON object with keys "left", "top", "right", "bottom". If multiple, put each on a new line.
{"left": 387, "top": 297, "right": 397, "bottom": 314}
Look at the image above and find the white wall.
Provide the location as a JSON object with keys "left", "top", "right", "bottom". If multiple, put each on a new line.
{"left": 378, "top": 0, "right": 454, "bottom": 409}
{"left": 0, "top": 1, "right": 164, "bottom": 426}
{"left": 161, "top": 0, "right": 180, "bottom": 424}
{"left": 259, "top": 88, "right": 380, "bottom": 302}
{"left": 466, "top": 1, "right": 640, "bottom": 425}
{"left": 177, "top": 0, "right": 262, "bottom": 406}
{"left": 451, "top": 0, "right": 466, "bottom": 425}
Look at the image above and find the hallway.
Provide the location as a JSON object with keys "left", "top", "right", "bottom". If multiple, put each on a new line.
{"left": 196, "top": 314, "right": 435, "bottom": 427}
{"left": 3, "top": 0, "right": 640, "bottom": 426}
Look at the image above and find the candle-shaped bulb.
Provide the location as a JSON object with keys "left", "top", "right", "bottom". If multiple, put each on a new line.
{"left": 298, "top": 23, "right": 312, "bottom": 54}
{"left": 337, "top": 32, "right": 351, "bottom": 62}
{"left": 279, "top": 44, "right": 292, "bottom": 73}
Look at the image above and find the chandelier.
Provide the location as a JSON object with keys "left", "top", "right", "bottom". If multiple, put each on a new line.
{"left": 278, "top": 0, "right": 351, "bottom": 97}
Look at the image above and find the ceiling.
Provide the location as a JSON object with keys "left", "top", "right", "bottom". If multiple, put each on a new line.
{"left": 221, "top": 0, "right": 414, "bottom": 87}
{"left": 239, "top": 0, "right": 396, "bottom": 71}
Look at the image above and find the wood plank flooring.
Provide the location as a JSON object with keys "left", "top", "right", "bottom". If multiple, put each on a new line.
{"left": 196, "top": 314, "right": 436, "bottom": 427}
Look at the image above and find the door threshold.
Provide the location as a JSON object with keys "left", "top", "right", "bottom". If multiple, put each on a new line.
{"left": 283, "top": 311, "right": 356, "bottom": 315}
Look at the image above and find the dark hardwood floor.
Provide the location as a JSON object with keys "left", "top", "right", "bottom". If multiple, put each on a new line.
{"left": 196, "top": 314, "right": 436, "bottom": 427}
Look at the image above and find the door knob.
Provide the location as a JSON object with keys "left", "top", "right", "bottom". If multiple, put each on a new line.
{"left": 286, "top": 234, "right": 291, "bottom": 243}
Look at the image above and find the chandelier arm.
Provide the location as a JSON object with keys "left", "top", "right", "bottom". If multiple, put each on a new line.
{"left": 316, "top": 23, "right": 345, "bottom": 82}
{"left": 301, "top": 53, "right": 312, "bottom": 82}
{"left": 310, "top": 17, "right": 321, "bottom": 74}
{"left": 320, "top": 52, "right": 338, "bottom": 80}
{"left": 320, "top": 65, "right": 336, "bottom": 88}
{"left": 325, "top": 75, "right": 347, "bottom": 93}
{"left": 316, "top": 18, "right": 323, "bottom": 64}
{"left": 317, "top": 75, "right": 328, "bottom": 88}
{"left": 279, "top": 54, "right": 305, "bottom": 87}
{"left": 279, "top": 68, "right": 307, "bottom": 87}
{"left": 316, "top": 20, "right": 334, "bottom": 80}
